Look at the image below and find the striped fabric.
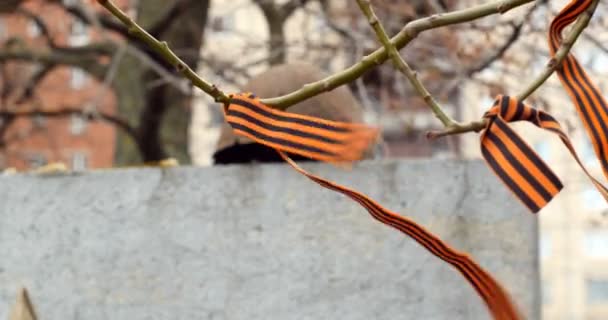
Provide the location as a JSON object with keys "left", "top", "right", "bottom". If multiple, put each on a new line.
{"left": 219, "top": 2, "right": 608, "bottom": 318}
{"left": 481, "top": 95, "right": 608, "bottom": 213}
{"left": 479, "top": 0, "right": 608, "bottom": 213}
{"left": 279, "top": 152, "right": 521, "bottom": 320}
{"left": 549, "top": 0, "right": 608, "bottom": 180}
{"left": 224, "top": 93, "right": 379, "bottom": 163}
{"left": 223, "top": 93, "right": 522, "bottom": 320}
{"left": 77, "top": 0, "right": 608, "bottom": 317}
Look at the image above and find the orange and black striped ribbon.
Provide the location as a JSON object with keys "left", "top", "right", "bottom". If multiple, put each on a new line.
{"left": 223, "top": 93, "right": 522, "bottom": 320}
{"left": 219, "top": 1, "right": 608, "bottom": 318}
{"left": 481, "top": 95, "right": 608, "bottom": 213}
{"left": 550, "top": 0, "right": 608, "bottom": 180}
{"left": 479, "top": 0, "right": 608, "bottom": 213}
{"left": 224, "top": 93, "right": 379, "bottom": 163}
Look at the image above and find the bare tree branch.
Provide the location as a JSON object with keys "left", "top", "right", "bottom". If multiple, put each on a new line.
{"left": 16, "top": 8, "right": 56, "bottom": 47}
{"left": 97, "top": 0, "right": 535, "bottom": 110}
{"left": 356, "top": 0, "right": 456, "bottom": 127}
{"left": 97, "top": 0, "right": 229, "bottom": 103}
{"left": 14, "top": 64, "right": 56, "bottom": 104}
{"left": 427, "top": 0, "right": 599, "bottom": 139}
{"left": 464, "top": 6, "right": 535, "bottom": 77}
{"left": 261, "top": 0, "right": 535, "bottom": 108}
{"left": 146, "top": 0, "right": 190, "bottom": 37}
{"left": 0, "top": 44, "right": 111, "bottom": 80}
{"left": 0, "top": 107, "right": 138, "bottom": 141}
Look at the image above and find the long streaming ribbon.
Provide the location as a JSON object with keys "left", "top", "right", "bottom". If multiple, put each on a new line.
{"left": 220, "top": 2, "right": 608, "bottom": 319}
{"left": 223, "top": 92, "right": 521, "bottom": 320}
{"left": 550, "top": 0, "right": 608, "bottom": 179}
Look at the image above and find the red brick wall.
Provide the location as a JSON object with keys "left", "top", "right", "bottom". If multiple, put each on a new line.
{"left": 0, "top": 0, "right": 132, "bottom": 170}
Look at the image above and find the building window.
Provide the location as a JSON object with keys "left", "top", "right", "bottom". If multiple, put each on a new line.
{"left": 27, "top": 153, "right": 47, "bottom": 168}
{"left": 211, "top": 14, "right": 236, "bottom": 33}
{"left": 32, "top": 114, "right": 46, "bottom": 128}
{"left": 27, "top": 21, "right": 40, "bottom": 37}
{"left": 581, "top": 138, "right": 598, "bottom": 168}
{"left": 586, "top": 279, "right": 608, "bottom": 304}
{"left": 313, "top": 15, "right": 327, "bottom": 32}
{"left": 591, "top": 52, "right": 608, "bottom": 74}
{"left": 70, "top": 68, "right": 87, "bottom": 90}
{"left": 533, "top": 141, "right": 551, "bottom": 162}
{"left": 582, "top": 187, "right": 608, "bottom": 211}
{"left": 583, "top": 229, "right": 608, "bottom": 258}
{"left": 540, "top": 233, "right": 551, "bottom": 260}
{"left": 68, "top": 19, "right": 89, "bottom": 46}
{"left": 542, "top": 281, "right": 552, "bottom": 305}
{"left": 71, "top": 152, "right": 87, "bottom": 171}
{"left": 70, "top": 114, "right": 87, "bottom": 135}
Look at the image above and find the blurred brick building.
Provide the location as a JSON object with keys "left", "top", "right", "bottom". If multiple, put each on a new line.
{"left": 0, "top": 0, "right": 130, "bottom": 171}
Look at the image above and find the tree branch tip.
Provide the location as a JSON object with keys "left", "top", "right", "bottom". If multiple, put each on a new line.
{"left": 497, "top": 3, "right": 508, "bottom": 14}
{"left": 426, "top": 131, "right": 441, "bottom": 140}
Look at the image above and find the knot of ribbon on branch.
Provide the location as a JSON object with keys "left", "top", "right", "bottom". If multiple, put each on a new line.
{"left": 480, "top": 94, "right": 608, "bottom": 214}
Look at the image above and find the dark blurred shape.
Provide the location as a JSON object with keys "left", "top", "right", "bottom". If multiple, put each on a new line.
{"left": 0, "top": 0, "right": 22, "bottom": 14}
{"left": 213, "top": 143, "right": 315, "bottom": 164}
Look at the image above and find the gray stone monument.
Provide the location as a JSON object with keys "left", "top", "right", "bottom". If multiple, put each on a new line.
{"left": 0, "top": 159, "right": 539, "bottom": 319}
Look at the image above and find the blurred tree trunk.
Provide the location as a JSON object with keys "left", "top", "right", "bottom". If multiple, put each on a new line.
{"left": 112, "top": 0, "right": 210, "bottom": 165}
{"left": 0, "top": 0, "right": 22, "bottom": 13}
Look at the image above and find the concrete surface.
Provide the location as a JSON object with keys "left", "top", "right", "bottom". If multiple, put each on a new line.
{"left": 0, "top": 159, "right": 539, "bottom": 319}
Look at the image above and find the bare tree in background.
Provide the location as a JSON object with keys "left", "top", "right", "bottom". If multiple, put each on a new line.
{"left": 2, "top": 0, "right": 608, "bottom": 168}
{"left": 0, "top": 0, "right": 210, "bottom": 166}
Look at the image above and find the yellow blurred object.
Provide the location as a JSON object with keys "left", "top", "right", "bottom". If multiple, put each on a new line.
{"left": 31, "top": 162, "right": 69, "bottom": 175}
{"left": 2, "top": 167, "right": 17, "bottom": 175}
{"left": 8, "top": 287, "right": 37, "bottom": 320}
{"left": 139, "top": 157, "right": 180, "bottom": 168}
{"left": 94, "top": 158, "right": 180, "bottom": 171}
{"left": 154, "top": 157, "right": 179, "bottom": 168}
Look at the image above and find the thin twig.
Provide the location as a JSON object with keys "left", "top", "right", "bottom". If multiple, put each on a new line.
{"left": 464, "top": 4, "right": 535, "bottom": 77}
{"left": 97, "top": 0, "right": 533, "bottom": 110}
{"left": 427, "top": 0, "right": 598, "bottom": 140}
{"left": 95, "top": 0, "right": 230, "bottom": 103}
{"left": 0, "top": 108, "right": 137, "bottom": 139}
{"left": 261, "top": 0, "right": 535, "bottom": 109}
{"left": 516, "top": 0, "right": 598, "bottom": 101}
{"left": 356, "top": 0, "right": 456, "bottom": 127}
